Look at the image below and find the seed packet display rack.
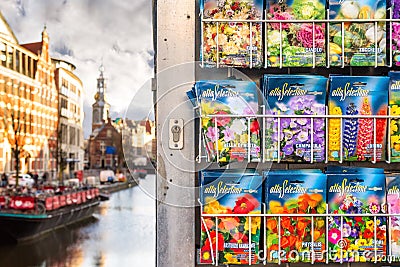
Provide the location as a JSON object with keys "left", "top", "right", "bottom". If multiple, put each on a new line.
{"left": 200, "top": 10, "right": 399, "bottom": 69}
{"left": 199, "top": 203, "right": 400, "bottom": 266}
{"left": 196, "top": 7, "right": 400, "bottom": 267}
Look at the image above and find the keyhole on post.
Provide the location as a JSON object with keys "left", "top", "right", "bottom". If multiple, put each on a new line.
{"left": 171, "top": 125, "right": 181, "bottom": 142}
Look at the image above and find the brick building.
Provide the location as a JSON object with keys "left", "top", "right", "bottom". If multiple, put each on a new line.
{"left": 0, "top": 13, "right": 58, "bottom": 177}
{"left": 88, "top": 68, "right": 122, "bottom": 169}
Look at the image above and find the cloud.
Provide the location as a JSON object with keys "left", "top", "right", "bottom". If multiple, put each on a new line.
{"left": 0, "top": 0, "right": 154, "bottom": 138}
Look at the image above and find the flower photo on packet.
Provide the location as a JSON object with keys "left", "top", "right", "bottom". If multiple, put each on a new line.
{"left": 201, "top": 0, "right": 263, "bottom": 67}
{"left": 195, "top": 80, "right": 261, "bottom": 165}
{"left": 328, "top": 76, "right": 389, "bottom": 162}
{"left": 327, "top": 167, "right": 386, "bottom": 262}
{"left": 263, "top": 75, "right": 327, "bottom": 162}
{"left": 266, "top": 0, "right": 326, "bottom": 67}
{"left": 265, "top": 170, "right": 327, "bottom": 263}
{"left": 200, "top": 171, "right": 262, "bottom": 265}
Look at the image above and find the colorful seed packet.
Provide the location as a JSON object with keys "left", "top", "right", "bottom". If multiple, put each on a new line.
{"left": 387, "top": 174, "right": 400, "bottom": 260}
{"left": 201, "top": 0, "right": 263, "bottom": 68}
{"left": 265, "top": 171, "right": 327, "bottom": 263}
{"left": 196, "top": 80, "right": 261, "bottom": 165}
{"left": 392, "top": 0, "right": 400, "bottom": 66}
{"left": 266, "top": 0, "right": 326, "bottom": 67}
{"left": 389, "top": 71, "right": 400, "bottom": 162}
{"left": 328, "top": 76, "right": 389, "bottom": 162}
{"left": 200, "top": 170, "right": 263, "bottom": 265}
{"left": 263, "top": 75, "right": 328, "bottom": 162}
{"left": 328, "top": 0, "right": 387, "bottom": 66}
{"left": 327, "top": 170, "right": 386, "bottom": 262}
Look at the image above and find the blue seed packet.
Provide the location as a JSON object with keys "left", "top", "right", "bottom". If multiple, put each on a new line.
{"left": 196, "top": 80, "right": 261, "bottom": 165}
{"left": 263, "top": 75, "right": 328, "bottom": 162}
{"left": 200, "top": 171, "right": 263, "bottom": 264}
{"left": 328, "top": 76, "right": 389, "bottom": 162}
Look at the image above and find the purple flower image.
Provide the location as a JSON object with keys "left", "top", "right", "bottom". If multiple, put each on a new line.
{"left": 207, "top": 126, "right": 219, "bottom": 142}
{"left": 222, "top": 126, "right": 235, "bottom": 142}
{"left": 282, "top": 144, "right": 294, "bottom": 155}
{"left": 342, "top": 223, "right": 352, "bottom": 238}
{"left": 297, "top": 131, "right": 309, "bottom": 142}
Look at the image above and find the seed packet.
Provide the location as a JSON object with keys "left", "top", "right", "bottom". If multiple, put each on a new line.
{"left": 389, "top": 71, "right": 400, "bottom": 162}
{"left": 265, "top": 171, "right": 327, "bottom": 263}
{"left": 327, "top": 171, "right": 386, "bottom": 262}
{"left": 387, "top": 174, "right": 400, "bottom": 260}
{"left": 328, "top": 0, "right": 387, "bottom": 66}
{"left": 201, "top": 0, "right": 263, "bottom": 68}
{"left": 328, "top": 76, "right": 389, "bottom": 161}
{"left": 266, "top": 0, "right": 326, "bottom": 67}
{"left": 263, "top": 75, "right": 328, "bottom": 162}
{"left": 200, "top": 171, "right": 263, "bottom": 265}
{"left": 392, "top": 0, "right": 400, "bottom": 66}
{"left": 196, "top": 80, "right": 261, "bottom": 165}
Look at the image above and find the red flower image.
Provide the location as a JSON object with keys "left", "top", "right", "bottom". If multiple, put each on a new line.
{"left": 363, "top": 228, "right": 374, "bottom": 239}
{"left": 250, "top": 119, "right": 260, "bottom": 134}
{"left": 233, "top": 194, "right": 260, "bottom": 214}
{"left": 213, "top": 110, "right": 231, "bottom": 127}
{"left": 231, "top": 232, "right": 249, "bottom": 244}
{"left": 201, "top": 217, "right": 215, "bottom": 231}
{"left": 204, "top": 230, "right": 224, "bottom": 251}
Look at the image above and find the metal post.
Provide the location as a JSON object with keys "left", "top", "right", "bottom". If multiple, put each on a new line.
{"left": 156, "top": 1, "right": 196, "bottom": 267}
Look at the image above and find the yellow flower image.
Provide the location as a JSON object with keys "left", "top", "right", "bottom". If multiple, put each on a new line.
{"left": 366, "top": 220, "right": 374, "bottom": 231}
{"left": 392, "top": 135, "right": 400, "bottom": 147}
{"left": 204, "top": 197, "right": 228, "bottom": 214}
{"left": 244, "top": 211, "right": 261, "bottom": 235}
{"left": 201, "top": 102, "right": 215, "bottom": 115}
{"left": 391, "top": 119, "right": 399, "bottom": 135}
{"left": 240, "top": 133, "right": 249, "bottom": 144}
{"left": 391, "top": 105, "right": 400, "bottom": 116}
{"left": 224, "top": 253, "right": 239, "bottom": 264}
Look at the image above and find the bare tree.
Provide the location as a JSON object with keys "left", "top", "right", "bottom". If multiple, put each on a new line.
{"left": 1, "top": 81, "right": 29, "bottom": 186}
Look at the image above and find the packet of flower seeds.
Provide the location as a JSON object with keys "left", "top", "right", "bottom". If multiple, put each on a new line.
{"left": 328, "top": 0, "right": 386, "bottom": 66}
{"left": 389, "top": 71, "right": 400, "bottom": 162}
{"left": 387, "top": 173, "right": 400, "bottom": 260}
{"left": 263, "top": 75, "right": 328, "bottom": 162}
{"left": 265, "top": 171, "right": 327, "bottom": 263}
{"left": 196, "top": 80, "right": 261, "bottom": 165}
{"left": 266, "top": 0, "right": 326, "bottom": 67}
{"left": 200, "top": 170, "right": 263, "bottom": 265}
{"left": 327, "top": 170, "right": 386, "bottom": 262}
{"left": 201, "top": 0, "right": 263, "bottom": 68}
{"left": 328, "top": 76, "right": 389, "bottom": 162}
{"left": 391, "top": 0, "right": 400, "bottom": 66}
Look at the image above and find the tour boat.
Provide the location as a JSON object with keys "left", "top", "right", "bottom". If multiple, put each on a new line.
{"left": 0, "top": 187, "right": 100, "bottom": 243}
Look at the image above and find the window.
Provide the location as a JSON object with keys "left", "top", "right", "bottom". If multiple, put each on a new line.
{"left": 107, "top": 129, "right": 112, "bottom": 138}
{"left": 69, "top": 126, "right": 76, "bottom": 146}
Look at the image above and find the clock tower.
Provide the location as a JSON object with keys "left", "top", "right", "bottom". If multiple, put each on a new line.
{"left": 92, "top": 65, "right": 110, "bottom": 132}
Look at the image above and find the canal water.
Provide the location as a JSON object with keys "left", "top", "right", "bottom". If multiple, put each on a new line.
{"left": 0, "top": 175, "right": 156, "bottom": 267}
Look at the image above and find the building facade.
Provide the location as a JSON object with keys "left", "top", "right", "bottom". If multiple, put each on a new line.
{"left": 53, "top": 59, "right": 84, "bottom": 179}
{"left": 0, "top": 13, "right": 58, "bottom": 178}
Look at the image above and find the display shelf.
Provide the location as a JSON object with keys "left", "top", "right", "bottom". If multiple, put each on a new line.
{"left": 200, "top": 10, "right": 399, "bottom": 69}
{"left": 197, "top": 110, "right": 400, "bottom": 165}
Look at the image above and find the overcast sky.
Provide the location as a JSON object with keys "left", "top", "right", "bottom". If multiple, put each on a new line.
{"left": 0, "top": 0, "right": 154, "bottom": 138}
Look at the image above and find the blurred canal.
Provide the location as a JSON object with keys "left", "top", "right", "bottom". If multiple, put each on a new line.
{"left": 0, "top": 175, "right": 156, "bottom": 267}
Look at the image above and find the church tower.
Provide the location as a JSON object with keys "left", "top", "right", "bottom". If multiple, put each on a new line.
{"left": 92, "top": 65, "right": 110, "bottom": 132}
